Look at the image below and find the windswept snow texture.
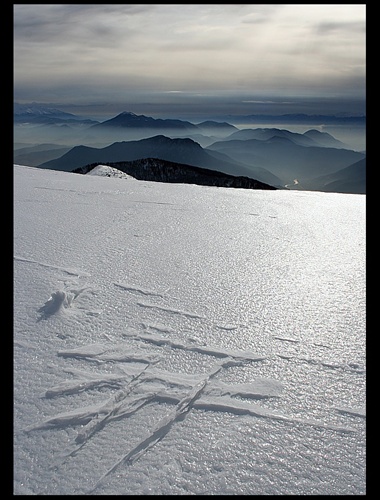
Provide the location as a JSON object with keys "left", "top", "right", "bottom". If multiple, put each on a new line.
{"left": 14, "top": 165, "right": 365, "bottom": 495}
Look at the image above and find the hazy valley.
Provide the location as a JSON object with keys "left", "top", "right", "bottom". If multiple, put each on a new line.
{"left": 14, "top": 104, "right": 366, "bottom": 194}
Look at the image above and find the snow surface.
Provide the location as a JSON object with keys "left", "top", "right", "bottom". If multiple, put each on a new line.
{"left": 14, "top": 164, "right": 366, "bottom": 495}
{"left": 87, "top": 164, "right": 137, "bottom": 180}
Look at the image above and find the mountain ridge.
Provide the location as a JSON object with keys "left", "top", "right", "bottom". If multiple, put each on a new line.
{"left": 224, "top": 127, "right": 349, "bottom": 149}
{"left": 73, "top": 158, "right": 277, "bottom": 190}
{"left": 206, "top": 136, "right": 365, "bottom": 188}
{"left": 299, "top": 158, "right": 366, "bottom": 194}
{"left": 90, "top": 111, "right": 199, "bottom": 131}
{"left": 14, "top": 104, "right": 366, "bottom": 193}
{"left": 38, "top": 134, "right": 282, "bottom": 187}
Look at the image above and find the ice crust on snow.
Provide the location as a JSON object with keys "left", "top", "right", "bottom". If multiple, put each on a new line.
{"left": 14, "top": 165, "right": 366, "bottom": 495}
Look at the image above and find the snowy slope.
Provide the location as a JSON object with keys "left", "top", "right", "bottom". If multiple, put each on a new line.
{"left": 14, "top": 164, "right": 366, "bottom": 495}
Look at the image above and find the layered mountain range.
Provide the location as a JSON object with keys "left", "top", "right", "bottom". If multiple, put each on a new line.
{"left": 37, "top": 134, "right": 283, "bottom": 188}
{"left": 14, "top": 105, "right": 366, "bottom": 193}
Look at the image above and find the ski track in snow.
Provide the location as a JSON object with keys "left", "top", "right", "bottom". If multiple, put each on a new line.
{"left": 20, "top": 266, "right": 364, "bottom": 491}
{"left": 136, "top": 300, "right": 244, "bottom": 332}
{"left": 132, "top": 332, "right": 265, "bottom": 362}
{"left": 14, "top": 255, "right": 90, "bottom": 278}
{"left": 115, "top": 283, "right": 244, "bottom": 333}
{"left": 276, "top": 352, "right": 366, "bottom": 374}
{"left": 334, "top": 406, "right": 366, "bottom": 418}
{"left": 24, "top": 316, "right": 362, "bottom": 492}
{"left": 273, "top": 335, "right": 300, "bottom": 343}
{"left": 136, "top": 300, "right": 206, "bottom": 320}
{"left": 13, "top": 165, "right": 366, "bottom": 495}
{"left": 114, "top": 282, "right": 166, "bottom": 299}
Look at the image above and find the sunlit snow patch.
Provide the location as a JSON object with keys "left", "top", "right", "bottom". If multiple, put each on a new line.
{"left": 87, "top": 165, "right": 137, "bottom": 179}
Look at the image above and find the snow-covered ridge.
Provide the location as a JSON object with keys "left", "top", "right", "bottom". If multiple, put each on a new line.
{"left": 87, "top": 164, "right": 137, "bottom": 179}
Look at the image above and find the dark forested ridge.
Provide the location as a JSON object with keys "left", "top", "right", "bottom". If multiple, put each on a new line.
{"left": 73, "top": 158, "right": 277, "bottom": 190}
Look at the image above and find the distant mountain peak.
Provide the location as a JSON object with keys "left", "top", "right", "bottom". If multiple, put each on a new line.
{"left": 92, "top": 111, "right": 199, "bottom": 131}
{"left": 119, "top": 111, "right": 139, "bottom": 117}
{"left": 14, "top": 102, "right": 77, "bottom": 118}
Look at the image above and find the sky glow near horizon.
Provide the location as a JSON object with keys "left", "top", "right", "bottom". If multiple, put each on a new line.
{"left": 13, "top": 4, "right": 366, "bottom": 117}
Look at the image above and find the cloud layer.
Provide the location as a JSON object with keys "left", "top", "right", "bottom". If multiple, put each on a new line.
{"left": 14, "top": 4, "right": 366, "bottom": 113}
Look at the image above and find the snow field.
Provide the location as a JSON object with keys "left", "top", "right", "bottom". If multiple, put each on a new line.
{"left": 14, "top": 165, "right": 365, "bottom": 494}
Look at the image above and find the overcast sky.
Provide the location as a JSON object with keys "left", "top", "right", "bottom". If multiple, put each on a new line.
{"left": 14, "top": 4, "right": 366, "bottom": 118}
